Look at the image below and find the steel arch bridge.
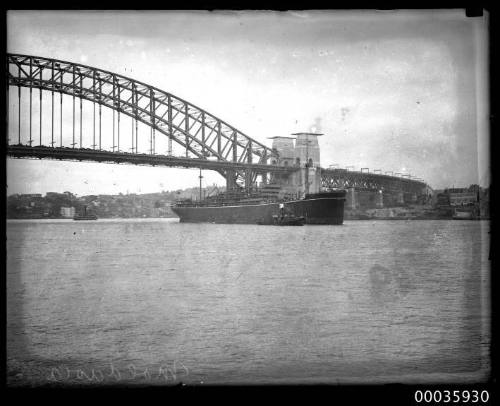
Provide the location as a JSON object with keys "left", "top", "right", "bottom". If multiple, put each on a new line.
{"left": 6, "top": 53, "right": 287, "bottom": 190}
{"left": 6, "top": 53, "right": 429, "bottom": 197}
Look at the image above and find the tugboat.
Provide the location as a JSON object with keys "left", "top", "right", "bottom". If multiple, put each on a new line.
{"left": 272, "top": 214, "right": 306, "bottom": 226}
{"left": 270, "top": 203, "right": 305, "bottom": 226}
{"left": 73, "top": 205, "right": 98, "bottom": 221}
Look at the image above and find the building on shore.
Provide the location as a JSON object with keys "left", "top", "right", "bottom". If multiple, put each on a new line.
{"left": 60, "top": 206, "right": 76, "bottom": 218}
{"left": 432, "top": 185, "right": 488, "bottom": 219}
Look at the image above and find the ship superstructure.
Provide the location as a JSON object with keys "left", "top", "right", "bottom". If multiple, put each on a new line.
{"left": 172, "top": 133, "right": 346, "bottom": 225}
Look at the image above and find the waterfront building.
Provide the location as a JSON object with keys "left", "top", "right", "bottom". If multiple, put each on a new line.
{"left": 60, "top": 206, "right": 76, "bottom": 218}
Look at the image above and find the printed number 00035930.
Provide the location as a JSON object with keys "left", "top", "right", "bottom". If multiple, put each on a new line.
{"left": 414, "top": 390, "right": 489, "bottom": 404}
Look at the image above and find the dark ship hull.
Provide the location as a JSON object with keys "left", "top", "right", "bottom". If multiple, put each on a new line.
{"left": 73, "top": 214, "right": 98, "bottom": 220}
{"left": 172, "top": 191, "right": 346, "bottom": 225}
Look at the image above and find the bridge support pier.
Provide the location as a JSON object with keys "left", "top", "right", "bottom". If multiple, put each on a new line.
{"left": 226, "top": 170, "right": 237, "bottom": 192}
{"left": 376, "top": 190, "right": 384, "bottom": 208}
{"left": 261, "top": 172, "right": 268, "bottom": 186}
{"left": 347, "top": 187, "right": 357, "bottom": 210}
{"left": 245, "top": 169, "right": 253, "bottom": 193}
{"left": 397, "top": 191, "right": 404, "bottom": 205}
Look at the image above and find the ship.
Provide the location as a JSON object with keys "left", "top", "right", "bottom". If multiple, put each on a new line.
{"left": 171, "top": 133, "right": 346, "bottom": 225}
{"left": 172, "top": 189, "right": 346, "bottom": 225}
{"left": 73, "top": 205, "right": 98, "bottom": 221}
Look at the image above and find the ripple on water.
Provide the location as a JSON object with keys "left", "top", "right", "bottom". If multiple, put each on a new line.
{"left": 6, "top": 219, "right": 490, "bottom": 385}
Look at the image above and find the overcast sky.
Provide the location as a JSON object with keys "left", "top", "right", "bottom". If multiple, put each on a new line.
{"left": 7, "top": 10, "right": 489, "bottom": 195}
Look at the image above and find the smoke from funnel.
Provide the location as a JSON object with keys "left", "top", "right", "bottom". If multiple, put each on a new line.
{"left": 309, "top": 117, "right": 322, "bottom": 133}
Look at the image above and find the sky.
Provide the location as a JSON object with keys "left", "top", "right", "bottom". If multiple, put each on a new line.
{"left": 6, "top": 10, "right": 490, "bottom": 196}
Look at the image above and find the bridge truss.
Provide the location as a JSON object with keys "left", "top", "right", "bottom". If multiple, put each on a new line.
{"left": 6, "top": 53, "right": 429, "bottom": 197}
{"left": 321, "top": 168, "right": 428, "bottom": 195}
{"left": 7, "top": 53, "right": 280, "bottom": 189}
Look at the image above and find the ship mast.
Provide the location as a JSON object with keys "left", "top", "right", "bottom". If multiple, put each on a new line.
{"left": 305, "top": 138, "right": 310, "bottom": 196}
{"left": 199, "top": 168, "right": 203, "bottom": 202}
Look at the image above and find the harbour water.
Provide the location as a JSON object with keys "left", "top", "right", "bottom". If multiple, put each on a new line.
{"left": 7, "top": 219, "right": 490, "bottom": 385}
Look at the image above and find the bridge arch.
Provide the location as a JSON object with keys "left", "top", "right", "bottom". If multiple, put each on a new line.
{"left": 7, "top": 53, "right": 429, "bottom": 196}
{"left": 7, "top": 53, "right": 276, "bottom": 166}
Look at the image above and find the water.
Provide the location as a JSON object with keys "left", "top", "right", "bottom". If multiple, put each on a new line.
{"left": 7, "top": 219, "right": 491, "bottom": 385}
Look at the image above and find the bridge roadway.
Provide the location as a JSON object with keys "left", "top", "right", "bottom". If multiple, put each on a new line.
{"left": 6, "top": 144, "right": 295, "bottom": 173}
{"left": 7, "top": 145, "right": 429, "bottom": 196}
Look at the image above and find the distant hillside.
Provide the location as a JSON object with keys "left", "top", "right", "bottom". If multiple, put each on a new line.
{"left": 6, "top": 185, "right": 225, "bottom": 219}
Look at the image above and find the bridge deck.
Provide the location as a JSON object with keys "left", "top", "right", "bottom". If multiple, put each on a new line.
{"left": 6, "top": 145, "right": 297, "bottom": 173}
